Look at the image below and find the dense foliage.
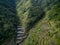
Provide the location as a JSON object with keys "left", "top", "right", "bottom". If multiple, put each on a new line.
{"left": 0, "top": 4, "right": 19, "bottom": 45}
{"left": 22, "top": 1, "right": 60, "bottom": 45}
{"left": 17, "top": 0, "right": 59, "bottom": 32}
{"left": 0, "top": 0, "right": 60, "bottom": 45}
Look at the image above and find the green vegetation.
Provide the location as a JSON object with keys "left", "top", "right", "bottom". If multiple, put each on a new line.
{"left": 17, "top": 0, "right": 59, "bottom": 32}
{"left": 22, "top": 1, "right": 60, "bottom": 45}
{"left": 0, "top": 0, "right": 60, "bottom": 45}
{"left": 0, "top": 5, "right": 19, "bottom": 45}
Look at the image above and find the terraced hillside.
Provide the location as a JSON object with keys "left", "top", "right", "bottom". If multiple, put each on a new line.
{"left": 0, "top": 0, "right": 60, "bottom": 45}
{"left": 16, "top": 0, "right": 60, "bottom": 45}
{"left": 22, "top": 2, "right": 60, "bottom": 45}
{"left": 16, "top": 0, "right": 59, "bottom": 32}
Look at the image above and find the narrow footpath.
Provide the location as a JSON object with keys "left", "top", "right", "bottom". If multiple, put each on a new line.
{"left": 16, "top": 26, "right": 28, "bottom": 45}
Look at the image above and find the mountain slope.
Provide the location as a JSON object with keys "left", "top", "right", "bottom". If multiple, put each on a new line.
{"left": 16, "top": 0, "right": 59, "bottom": 32}
{"left": 22, "top": 2, "right": 60, "bottom": 45}
{"left": 0, "top": 0, "right": 20, "bottom": 45}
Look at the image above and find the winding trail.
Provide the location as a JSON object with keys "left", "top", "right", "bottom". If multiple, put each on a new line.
{"left": 16, "top": 26, "right": 28, "bottom": 45}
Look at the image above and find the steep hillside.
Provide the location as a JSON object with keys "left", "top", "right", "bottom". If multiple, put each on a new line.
{"left": 0, "top": 0, "right": 20, "bottom": 45}
{"left": 16, "top": 0, "right": 59, "bottom": 32}
{"left": 0, "top": 0, "right": 60, "bottom": 45}
{"left": 22, "top": 2, "right": 60, "bottom": 45}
